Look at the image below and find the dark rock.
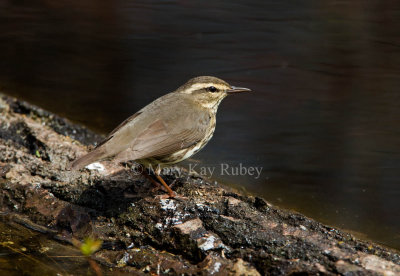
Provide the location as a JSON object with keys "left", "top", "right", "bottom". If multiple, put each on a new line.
{"left": 0, "top": 93, "right": 399, "bottom": 275}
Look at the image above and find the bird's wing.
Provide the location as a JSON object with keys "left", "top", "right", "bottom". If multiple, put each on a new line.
{"left": 95, "top": 111, "right": 143, "bottom": 149}
{"left": 114, "top": 111, "right": 210, "bottom": 162}
{"left": 71, "top": 94, "right": 211, "bottom": 170}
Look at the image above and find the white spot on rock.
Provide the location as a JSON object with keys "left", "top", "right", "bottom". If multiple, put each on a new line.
{"left": 86, "top": 162, "right": 105, "bottom": 171}
{"left": 210, "top": 262, "right": 222, "bottom": 274}
{"left": 159, "top": 199, "right": 176, "bottom": 211}
{"left": 155, "top": 223, "right": 163, "bottom": 230}
{"left": 198, "top": 235, "right": 216, "bottom": 251}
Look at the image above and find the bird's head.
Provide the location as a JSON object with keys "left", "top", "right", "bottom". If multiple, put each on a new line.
{"left": 176, "top": 76, "right": 251, "bottom": 110}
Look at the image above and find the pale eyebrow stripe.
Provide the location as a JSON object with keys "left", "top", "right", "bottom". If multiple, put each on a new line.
{"left": 183, "top": 83, "right": 228, "bottom": 93}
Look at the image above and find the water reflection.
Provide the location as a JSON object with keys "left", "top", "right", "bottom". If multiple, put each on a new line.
{"left": 0, "top": 1, "right": 399, "bottom": 250}
{"left": 0, "top": 220, "right": 97, "bottom": 275}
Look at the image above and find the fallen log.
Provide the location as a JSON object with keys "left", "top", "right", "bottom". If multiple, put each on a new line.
{"left": 0, "top": 93, "right": 399, "bottom": 275}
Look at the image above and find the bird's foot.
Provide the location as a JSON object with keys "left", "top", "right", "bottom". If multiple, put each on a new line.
{"left": 155, "top": 192, "right": 188, "bottom": 201}
{"left": 150, "top": 185, "right": 167, "bottom": 194}
{"left": 155, "top": 193, "right": 175, "bottom": 200}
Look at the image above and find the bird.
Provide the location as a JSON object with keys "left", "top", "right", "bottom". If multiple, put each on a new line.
{"left": 71, "top": 76, "right": 251, "bottom": 197}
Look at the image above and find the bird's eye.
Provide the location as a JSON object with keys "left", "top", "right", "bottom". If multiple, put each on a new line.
{"left": 208, "top": 86, "right": 218, "bottom": 92}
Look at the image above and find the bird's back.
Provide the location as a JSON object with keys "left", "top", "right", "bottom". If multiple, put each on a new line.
{"left": 71, "top": 92, "right": 213, "bottom": 169}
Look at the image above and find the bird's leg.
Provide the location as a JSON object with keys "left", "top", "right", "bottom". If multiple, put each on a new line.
{"left": 141, "top": 169, "right": 164, "bottom": 189}
{"left": 154, "top": 172, "right": 176, "bottom": 198}
{"left": 140, "top": 169, "right": 176, "bottom": 198}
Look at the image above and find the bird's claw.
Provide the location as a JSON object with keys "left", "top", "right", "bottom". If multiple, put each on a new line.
{"left": 155, "top": 192, "right": 187, "bottom": 201}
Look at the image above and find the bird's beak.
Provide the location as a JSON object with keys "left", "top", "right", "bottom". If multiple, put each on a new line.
{"left": 226, "top": 86, "right": 252, "bottom": 94}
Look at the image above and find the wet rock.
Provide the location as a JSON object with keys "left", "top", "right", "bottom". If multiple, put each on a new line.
{"left": 1, "top": 93, "right": 400, "bottom": 275}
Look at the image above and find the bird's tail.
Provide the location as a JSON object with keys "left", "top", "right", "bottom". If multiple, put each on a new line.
{"left": 70, "top": 148, "right": 106, "bottom": 170}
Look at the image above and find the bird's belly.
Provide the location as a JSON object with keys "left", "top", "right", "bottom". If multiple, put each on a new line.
{"left": 170, "top": 141, "right": 205, "bottom": 163}
{"left": 167, "top": 125, "right": 216, "bottom": 163}
{"left": 141, "top": 132, "right": 214, "bottom": 167}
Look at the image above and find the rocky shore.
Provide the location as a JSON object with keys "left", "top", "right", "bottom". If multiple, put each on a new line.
{"left": 0, "top": 93, "right": 399, "bottom": 275}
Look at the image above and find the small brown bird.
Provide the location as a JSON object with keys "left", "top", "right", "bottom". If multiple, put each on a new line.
{"left": 71, "top": 76, "right": 251, "bottom": 197}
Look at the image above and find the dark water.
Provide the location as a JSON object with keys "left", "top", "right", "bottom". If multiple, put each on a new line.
{"left": 1, "top": 0, "right": 400, "bottom": 252}
{"left": 0, "top": 220, "right": 99, "bottom": 275}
